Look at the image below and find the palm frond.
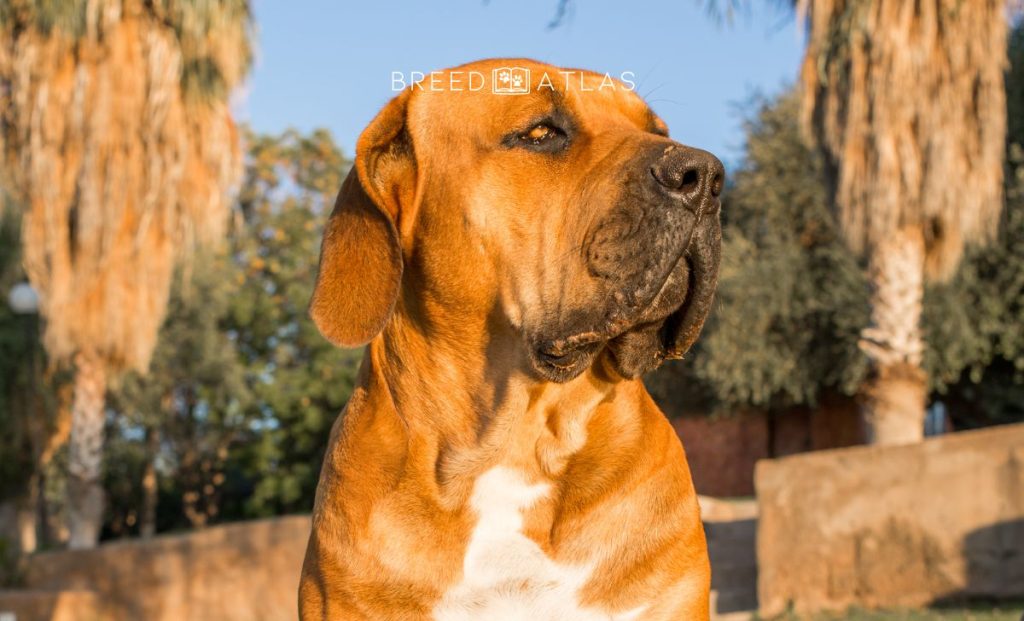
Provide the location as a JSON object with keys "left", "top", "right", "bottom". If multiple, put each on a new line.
{"left": 800, "top": 0, "right": 1008, "bottom": 279}
{"left": 0, "top": 0, "right": 252, "bottom": 372}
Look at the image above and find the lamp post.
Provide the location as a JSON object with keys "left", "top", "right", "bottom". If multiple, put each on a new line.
{"left": 7, "top": 281, "right": 39, "bottom": 314}
{"left": 7, "top": 281, "right": 41, "bottom": 553}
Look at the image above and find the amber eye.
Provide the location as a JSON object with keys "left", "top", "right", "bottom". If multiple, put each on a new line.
{"left": 519, "top": 123, "right": 566, "bottom": 146}
{"left": 524, "top": 124, "right": 553, "bottom": 141}
{"left": 504, "top": 120, "right": 570, "bottom": 153}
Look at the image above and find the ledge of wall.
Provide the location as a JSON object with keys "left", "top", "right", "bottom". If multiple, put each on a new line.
{"left": 22, "top": 515, "right": 311, "bottom": 621}
{"left": 756, "top": 424, "right": 1024, "bottom": 617}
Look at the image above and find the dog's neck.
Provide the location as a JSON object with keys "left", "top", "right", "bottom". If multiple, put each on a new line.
{"left": 363, "top": 308, "right": 633, "bottom": 507}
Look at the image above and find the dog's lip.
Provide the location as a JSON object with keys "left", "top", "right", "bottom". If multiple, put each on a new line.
{"left": 535, "top": 346, "right": 578, "bottom": 369}
{"left": 660, "top": 257, "right": 698, "bottom": 356}
{"left": 528, "top": 338, "right": 605, "bottom": 383}
{"left": 538, "top": 327, "right": 620, "bottom": 358}
{"left": 615, "top": 258, "right": 695, "bottom": 347}
{"left": 535, "top": 338, "right": 603, "bottom": 365}
{"left": 537, "top": 255, "right": 692, "bottom": 361}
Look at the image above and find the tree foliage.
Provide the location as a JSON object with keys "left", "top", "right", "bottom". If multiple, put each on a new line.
{"left": 800, "top": 1, "right": 1007, "bottom": 279}
{"left": 649, "top": 91, "right": 869, "bottom": 411}
{"left": 103, "top": 128, "right": 361, "bottom": 534}
{"left": 700, "top": 91, "right": 870, "bottom": 406}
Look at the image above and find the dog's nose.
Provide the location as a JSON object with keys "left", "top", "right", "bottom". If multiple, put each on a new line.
{"left": 650, "top": 146, "right": 725, "bottom": 208}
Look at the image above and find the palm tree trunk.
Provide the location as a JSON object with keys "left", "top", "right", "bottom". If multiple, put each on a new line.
{"left": 858, "top": 227, "right": 927, "bottom": 445}
{"left": 140, "top": 425, "right": 158, "bottom": 538}
{"left": 67, "top": 349, "right": 107, "bottom": 549}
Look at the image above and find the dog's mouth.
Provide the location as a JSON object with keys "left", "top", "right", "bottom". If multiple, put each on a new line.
{"left": 529, "top": 220, "right": 721, "bottom": 382}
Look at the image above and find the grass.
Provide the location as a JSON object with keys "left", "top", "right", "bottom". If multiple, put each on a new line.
{"left": 773, "top": 604, "right": 1024, "bottom": 620}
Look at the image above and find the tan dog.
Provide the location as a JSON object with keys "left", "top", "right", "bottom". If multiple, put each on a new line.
{"left": 300, "top": 58, "right": 724, "bottom": 620}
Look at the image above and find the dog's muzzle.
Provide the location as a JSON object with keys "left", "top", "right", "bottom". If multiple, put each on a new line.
{"left": 529, "top": 144, "right": 724, "bottom": 382}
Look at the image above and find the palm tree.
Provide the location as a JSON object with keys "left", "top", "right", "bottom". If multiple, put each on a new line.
{"left": 0, "top": 0, "right": 252, "bottom": 548}
{"left": 799, "top": 0, "right": 1009, "bottom": 444}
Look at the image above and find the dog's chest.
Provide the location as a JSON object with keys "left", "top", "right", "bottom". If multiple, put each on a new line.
{"left": 432, "top": 467, "right": 645, "bottom": 621}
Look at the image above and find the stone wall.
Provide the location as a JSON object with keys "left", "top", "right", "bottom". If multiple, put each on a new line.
{"left": 756, "top": 423, "right": 1024, "bottom": 617}
{"left": 20, "top": 515, "right": 311, "bottom": 621}
{"left": 0, "top": 590, "right": 102, "bottom": 621}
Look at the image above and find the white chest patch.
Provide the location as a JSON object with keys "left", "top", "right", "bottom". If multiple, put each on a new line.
{"left": 432, "top": 467, "right": 645, "bottom": 621}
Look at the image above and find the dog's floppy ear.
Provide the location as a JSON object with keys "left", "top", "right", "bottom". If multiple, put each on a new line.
{"left": 310, "top": 91, "right": 417, "bottom": 347}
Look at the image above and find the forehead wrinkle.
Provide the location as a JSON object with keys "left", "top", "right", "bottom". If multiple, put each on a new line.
{"left": 564, "top": 86, "right": 652, "bottom": 136}
{"left": 543, "top": 86, "right": 566, "bottom": 108}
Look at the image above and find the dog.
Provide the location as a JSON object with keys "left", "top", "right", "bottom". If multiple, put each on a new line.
{"left": 300, "top": 58, "right": 724, "bottom": 620}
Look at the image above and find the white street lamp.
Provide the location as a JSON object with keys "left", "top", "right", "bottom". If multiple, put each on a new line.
{"left": 7, "top": 282, "right": 39, "bottom": 314}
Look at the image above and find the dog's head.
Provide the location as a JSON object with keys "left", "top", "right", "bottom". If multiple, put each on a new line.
{"left": 311, "top": 59, "right": 723, "bottom": 382}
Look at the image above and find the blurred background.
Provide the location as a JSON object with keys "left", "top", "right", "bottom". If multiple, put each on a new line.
{"left": 0, "top": 1, "right": 1022, "bottom": 620}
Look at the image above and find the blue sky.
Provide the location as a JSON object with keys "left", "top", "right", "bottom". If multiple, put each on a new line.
{"left": 243, "top": 0, "right": 804, "bottom": 164}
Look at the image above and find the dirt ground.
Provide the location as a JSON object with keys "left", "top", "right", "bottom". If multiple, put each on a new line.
{"left": 776, "top": 604, "right": 1024, "bottom": 621}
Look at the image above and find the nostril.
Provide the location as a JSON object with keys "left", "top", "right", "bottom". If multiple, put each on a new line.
{"left": 710, "top": 171, "right": 724, "bottom": 198}
{"left": 651, "top": 148, "right": 726, "bottom": 200}
{"left": 680, "top": 169, "right": 699, "bottom": 193}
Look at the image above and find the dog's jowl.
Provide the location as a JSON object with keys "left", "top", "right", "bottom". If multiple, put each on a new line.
{"left": 300, "top": 58, "right": 724, "bottom": 621}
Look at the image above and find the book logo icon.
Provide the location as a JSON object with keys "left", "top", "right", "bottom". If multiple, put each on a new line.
{"left": 492, "top": 67, "right": 530, "bottom": 95}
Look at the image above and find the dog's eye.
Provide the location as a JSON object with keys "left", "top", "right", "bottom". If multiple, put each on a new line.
{"left": 522, "top": 124, "right": 556, "bottom": 143}
{"left": 511, "top": 122, "right": 568, "bottom": 152}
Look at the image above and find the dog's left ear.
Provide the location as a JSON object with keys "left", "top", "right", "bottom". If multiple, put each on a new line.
{"left": 310, "top": 90, "right": 418, "bottom": 347}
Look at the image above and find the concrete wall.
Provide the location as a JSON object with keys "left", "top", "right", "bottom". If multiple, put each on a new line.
{"left": 21, "top": 515, "right": 310, "bottom": 621}
{"left": 756, "top": 423, "right": 1024, "bottom": 617}
{"left": 10, "top": 505, "right": 758, "bottom": 620}
{"left": 0, "top": 591, "right": 102, "bottom": 621}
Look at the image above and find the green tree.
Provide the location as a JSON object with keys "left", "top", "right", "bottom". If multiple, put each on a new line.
{"left": 227, "top": 129, "right": 362, "bottom": 517}
{"left": 649, "top": 91, "right": 869, "bottom": 413}
{"left": 108, "top": 248, "right": 253, "bottom": 534}
{"left": 694, "top": 92, "right": 869, "bottom": 408}
{"left": 105, "top": 128, "right": 362, "bottom": 535}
